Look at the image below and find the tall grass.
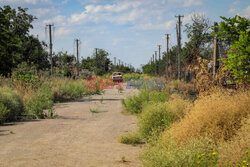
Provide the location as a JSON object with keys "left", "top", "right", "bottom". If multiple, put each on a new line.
{"left": 166, "top": 88, "right": 250, "bottom": 142}
{"left": 140, "top": 88, "right": 250, "bottom": 166}
{"left": 24, "top": 84, "right": 54, "bottom": 119}
{"left": 51, "top": 78, "right": 87, "bottom": 101}
{"left": 0, "top": 87, "right": 24, "bottom": 123}
{"left": 122, "top": 90, "right": 169, "bottom": 114}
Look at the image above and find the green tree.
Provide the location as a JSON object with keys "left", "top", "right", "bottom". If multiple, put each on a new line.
{"left": 222, "top": 31, "right": 249, "bottom": 84}
{"left": 214, "top": 15, "right": 250, "bottom": 84}
{"left": 0, "top": 5, "right": 49, "bottom": 76}
{"left": 184, "top": 13, "right": 212, "bottom": 62}
{"left": 92, "top": 49, "right": 111, "bottom": 75}
{"left": 214, "top": 15, "right": 250, "bottom": 45}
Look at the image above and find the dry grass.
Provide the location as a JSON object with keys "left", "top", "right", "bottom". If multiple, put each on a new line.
{"left": 218, "top": 118, "right": 250, "bottom": 166}
{"left": 164, "top": 88, "right": 250, "bottom": 143}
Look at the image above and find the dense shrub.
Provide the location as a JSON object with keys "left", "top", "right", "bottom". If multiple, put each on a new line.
{"left": 141, "top": 136, "right": 217, "bottom": 167}
{"left": 166, "top": 88, "right": 250, "bottom": 142}
{"left": 0, "top": 103, "right": 10, "bottom": 124}
{"left": 0, "top": 87, "right": 24, "bottom": 122}
{"left": 52, "top": 79, "right": 87, "bottom": 101}
{"left": 122, "top": 90, "right": 169, "bottom": 114}
{"left": 24, "top": 85, "right": 53, "bottom": 118}
{"left": 138, "top": 96, "right": 190, "bottom": 140}
{"left": 119, "top": 132, "right": 143, "bottom": 145}
{"left": 218, "top": 118, "right": 250, "bottom": 166}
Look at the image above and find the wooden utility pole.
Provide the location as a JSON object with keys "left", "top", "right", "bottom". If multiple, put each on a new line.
{"left": 155, "top": 51, "right": 158, "bottom": 75}
{"left": 165, "top": 34, "right": 170, "bottom": 79}
{"left": 95, "top": 48, "right": 98, "bottom": 57}
{"left": 46, "top": 24, "right": 54, "bottom": 75}
{"left": 114, "top": 57, "right": 116, "bottom": 66}
{"left": 158, "top": 45, "right": 161, "bottom": 60}
{"left": 213, "top": 22, "right": 219, "bottom": 78}
{"left": 75, "top": 39, "right": 80, "bottom": 77}
{"left": 175, "top": 15, "right": 184, "bottom": 80}
{"left": 158, "top": 45, "right": 161, "bottom": 75}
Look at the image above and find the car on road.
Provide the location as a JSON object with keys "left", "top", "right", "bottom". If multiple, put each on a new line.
{"left": 112, "top": 72, "right": 123, "bottom": 82}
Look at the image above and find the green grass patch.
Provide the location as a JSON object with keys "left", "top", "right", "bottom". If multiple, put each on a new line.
{"left": 90, "top": 108, "right": 108, "bottom": 114}
{"left": 119, "top": 132, "right": 144, "bottom": 145}
{"left": 0, "top": 87, "right": 24, "bottom": 123}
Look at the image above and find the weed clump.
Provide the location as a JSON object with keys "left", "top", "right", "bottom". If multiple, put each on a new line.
{"left": 141, "top": 135, "right": 217, "bottom": 167}
{"left": 0, "top": 87, "right": 24, "bottom": 123}
{"left": 166, "top": 89, "right": 250, "bottom": 142}
{"left": 138, "top": 96, "right": 190, "bottom": 141}
{"left": 119, "top": 132, "right": 143, "bottom": 145}
{"left": 52, "top": 79, "right": 87, "bottom": 101}
{"left": 122, "top": 90, "right": 169, "bottom": 114}
{"left": 24, "top": 84, "right": 54, "bottom": 119}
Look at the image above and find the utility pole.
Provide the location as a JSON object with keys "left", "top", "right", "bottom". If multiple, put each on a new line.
{"left": 158, "top": 45, "right": 161, "bottom": 75}
{"left": 75, "top": 39, "right": 80, "bottom": 77}
{"left": 165, "top": 34, "right": 170, "bottom": 79}
{"left": 158, "top": 45, "right": 161, "bottom": 60}
{"left": 95, "top": 48, "right": 98, "bottom": 57}
{"left": 114, "top": 57, "right": 116, "bottom": 66}
{"left": 46, "top": 24, "right": 54, "bottom": 75}
{"left": 213, "top": 22, "right": 219, "bottom": 78}
{"left": 155, "top": 51, "right": 158, "bottom": 75}
{"left": 119, "top": 59, "right": 121, "bottom": 67}
{"left": 175, "top": 15, "right": 184, "bottom": 80}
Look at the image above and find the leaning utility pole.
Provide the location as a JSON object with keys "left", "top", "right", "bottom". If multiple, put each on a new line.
{"left": 75, "top": 39, "right": 80, "bottom": 77}
{"left": 175, "top": 15, "right": 184, "bottom": 80}
{"left": 213, "top": 22, "right": 219, "bottom": 78}
{"left": 165, "top": 34, "right": 170, "bottom": 79}
{"left": 46, "top": 24, "right": 54, "bottom": 75}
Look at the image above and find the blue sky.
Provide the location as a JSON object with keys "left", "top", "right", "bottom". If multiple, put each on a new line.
{"left": 1, "top": 0, "right": 249, "bottom": 68}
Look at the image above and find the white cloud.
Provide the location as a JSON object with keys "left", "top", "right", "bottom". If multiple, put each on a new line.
{"left": 232, "top": 0, "right": 240, "bottom": 5}
{"left": 228, "top": 8, "right": 238, "bottom": 14}
{"left": 68, "top": 1, "right": 144, "bottom": 24}
{"left": 184, "top": 0, "right": 203, "bottom": 7}
{"left": 168, "top": 0, "right": 203, "bottom": 7}
{"left": 44, "top": 15, "right": 67, "bottom": 26}
{"left": 2, "top": 0, "right": 51, "bottom": 4}
{"left": 55, "top": 27, "right": 71, "bottom": 37}
{"left": 241, "top": 5, "right": 250, "bottom": 17}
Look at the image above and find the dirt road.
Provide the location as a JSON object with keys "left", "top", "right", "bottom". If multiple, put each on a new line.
{"left": 0, "top": 85, "right": 141, "bottom": 167}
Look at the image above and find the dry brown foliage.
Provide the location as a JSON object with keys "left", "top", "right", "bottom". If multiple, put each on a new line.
{"left": 218, "top": 118, "right": 250, "bottom": 166}
{"left": 164, "top": 88, "right": 250, "bottom": 143}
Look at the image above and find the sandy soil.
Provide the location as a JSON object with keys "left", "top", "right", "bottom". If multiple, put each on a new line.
{"left": 0, "top": 84, "right": 141, "bottom": 167}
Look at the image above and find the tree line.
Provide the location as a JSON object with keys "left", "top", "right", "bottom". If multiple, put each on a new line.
{"left": 142, "top": 14, "right": 249, "bottom": 85}
{"left": 0, "top": 5, "right": 135, "bottom": 77}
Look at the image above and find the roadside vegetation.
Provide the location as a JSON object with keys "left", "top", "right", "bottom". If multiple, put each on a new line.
{"left": 120, "top": 14, "right": 249, "bottom": 166}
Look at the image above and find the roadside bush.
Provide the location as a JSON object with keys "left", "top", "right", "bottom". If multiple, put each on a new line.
{"left": 141, "top": 135, "right": 217, "bottom": 167}
{"left": 0, "top": 87, "right": 24, "bottom": 122}
{"left": 138, "top": 102, "right": 174, "bottom": 140}
{"left": 24, "top": 84, "right": 54, "bottom": 119}
{"left": 119, "top": 132, "right": 143, "bottom": 145}
{"left": 52, "top": 79, "right": 87, "bottom": 101}
{"left": 138, "top": 96, "right": 189, "bottom": 140}
{"left": 166, "top": 88, "right": 250, "bottom": 142}
{"left": 0, "top": 103, "right": 10, "bottom": 124}
{"left": 122, "top": 90, "right": 169, "bottom": 114}
{"left": 218, "top": 118, "right": 250, "bottom": 166}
